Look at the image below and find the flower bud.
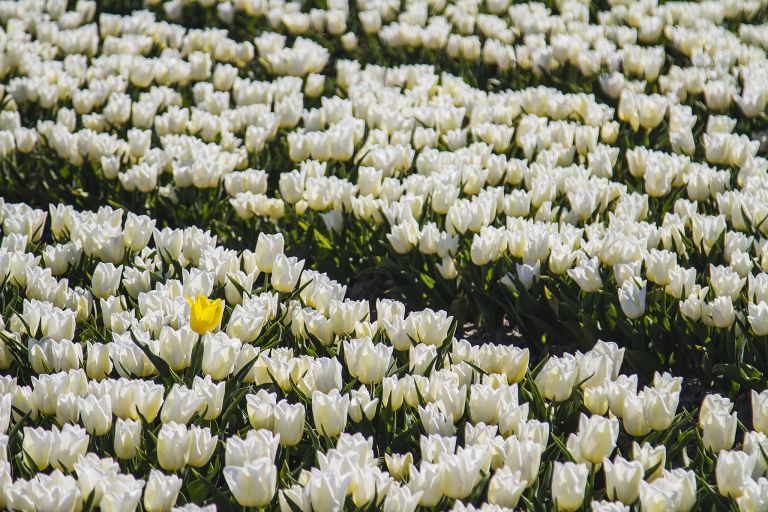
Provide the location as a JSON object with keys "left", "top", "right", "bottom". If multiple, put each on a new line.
{"left": 224, "top": 458, "right": 277, "bottom": 507}
{"left": 604, "top": 456, "right": 643, "bottom": 505}
{"left": 632, "top": 442, "right": 665, "bottom": 481}
{"left": 202, "top": 332, "right": 241, "bottom": 380}
{"left": 618, "top": 279, "right": 646, "bottom": 319}
{"left": 639, "top": 480, "right": 681, "bottom": 512}
{"left": 385, "top": 452, "right": 413, "bottom": 481}
{"left": 157, "top": 422, "right": 191, "bottom": 471}
{"left": 187, "top": 425, "right": 217, "bottom": 467}
{"left": 271, "top": 254, "right": 304, "bottom": 292}
{"left": 577, "top": 414, "right": 619, "bottom": 465}
{"left": 23, "top": 426, "right": 53, "bottom": 470}
{"left": 114, "top": 418, "right": 142, "bottom": 460}
{"left": 144, "top": 469, "right": 182, "bottom": 512}
{"left": 643, "top": 388, "right": 679, "bottom": 431}
{"left": 717, "top": 450, "right": 756, "bottom": 498}
{"left": 487, "top": 467, "right": 526, "bottom": 508}
{"left": 552, "top": 461, "right": 588, "bottom": 511}
{"left": 86, "top": 342, "right": 113, "bottom": 381}
{"left": 308, "top": 468, "right": 352, "bottom": 512}
{"left": 703, "top": 409, "right": 737, "bottom": 453}
{"left": 92, "top": 263, "right": 122, "bottom": 299}
{"left": 187, "top": 296, "right": 223, "bottom": 335}
{"left": 312, "top": 389, "right": 349, "bottom": 437}
{"left": 754, "top": 390, "right": 768, "bottom": 434}
{"left": 535, "top": 356, "right": 577, "bottom": 402}
{"left": 79, "top": 394, "right": 112, "bottom": 436}
{"left": 274, "top": 400, "right": 306, "bottom": 446}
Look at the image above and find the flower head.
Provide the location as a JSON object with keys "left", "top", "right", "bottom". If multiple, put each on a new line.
{"left": 187, "top": 295, "right": 223, "bottom": 335}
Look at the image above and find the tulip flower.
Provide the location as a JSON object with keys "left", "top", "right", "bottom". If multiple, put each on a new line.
{"left": 308, "top": 468, "right": 352, "bottom": 512}
{"left": 114, "top": 418, "right": 142, "bottom": 460}
{"left": 385, "top": 453, "right": 413, "bottom": 481}
{"left": 591, "top": 500, "right": 629, "bottom": 512}
{"left": 639, "top": 480, "right": 682, "bottom": 512}
{"left": 568, "top": 257, "right": 603, "bottom": 292}
{"left": 187, "top": 425, "right": 217, "bottom": 467}
{"left": 273, "top": 400, "right": 306, "bottom": 446}
{"left": 604, "top": 456, "right": 643, "bottom": 504}
{"left": 748, "top": 302, "right": 768, "bottom": 336}
{"left": 186, "top": 295, "right": 223, "bottom": 335}
{"left": 52, "top": 424, "right": 90, "bottom": 472}
{"left": 224, "top": 458, "right": 277, "bottom": 507}
{"left": 157, "top": 422, "right": 191, "bottom": 471}
{"left": 737, "top": 478, "right": 768, "bottom": 512}
{"left": 487, "top": 467, "right": 526, "bottom": 508}
{"left": 552, "top": 461, "right": 588, "bottom": 511}
{"left": 312, "top": 389, "right": 350, "bottom": 437}
{"left": 753, "top": 390, "right": 768, "bottom": 434}
{"left": 607, "top": 375, "right": 637, "bottom": 418}
{"left": 271, "top": 254, "right": 304, "bottom": 292}
{"left": 702, "top": 409, "right": 737, "bottom": 453}
{"left": 717, "top": 450, "right": 756, "bottom": 498}
{"left": 201, "top": 332, "right": 241, "bottom": 380}
{"left": 348, "top": 386, "right": 378, "bottom": 423}
{"left": 92, "top": 262, "right": 123, "bottom": 299}
{"left": 642, "top": 387, "right": 679, "bottom": 431}
{"left": 144, "top": 470, "right": 181, "bottom": 512}
{"left": 663, "top": 469, "right": 697, "bottom": 512}
{"left": 535, "top": 355, "right": 578, "bottom": 402}
{"left": 23, "top": 426, "right": 54, "bottom": 470}
{"left": 79, "top": 395, "right": 113, "bottom": 436}
{"left": 699, "top": 394, "right": 733, "bottom": 427}
{"left": 618, "top": 279, "right": 646, "bottom": 319}
{"left": 632, "top": 442, "right": 666, "bottom": 481}
{"left": 584, "top": 383, "right": 609, "bottom": 415}
{"left": 440, "top": 452, "right": 482, "bottom": 499}
{"left": 577, "top": 414, "right": 619, "bottom": 465}
{"left": 382, "top": 484, "right": 421, "bottom": 512}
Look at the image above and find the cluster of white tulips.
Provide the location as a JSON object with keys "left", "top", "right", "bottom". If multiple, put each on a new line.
{"left": 0, "top": 0, "right": 767, "bottom": 343}
{"left": 1, "top": 0, "right": 768, "bottom": 509}
{"left": 0, "top": 198, "right": 766, "bottom": 511}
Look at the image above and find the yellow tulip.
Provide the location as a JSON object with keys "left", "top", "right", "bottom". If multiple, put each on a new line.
{"left": 187, "top": 296, "right": 223, "bottom": 335}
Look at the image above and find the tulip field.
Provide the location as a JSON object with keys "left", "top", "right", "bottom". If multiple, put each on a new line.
{"left": 4, "top": 0, "right": 768, "bottom": 510}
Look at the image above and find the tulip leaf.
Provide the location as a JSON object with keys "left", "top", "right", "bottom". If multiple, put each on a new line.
{"left": 128, "top": 330, "right": 179, "bottom": 383}
{"left": 189, "top": 468, "right": 233, "bottom": 511}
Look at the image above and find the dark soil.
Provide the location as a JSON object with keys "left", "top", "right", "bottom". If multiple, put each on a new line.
{"left": 347, "top": 278, "right": 390, "bottom": 309}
